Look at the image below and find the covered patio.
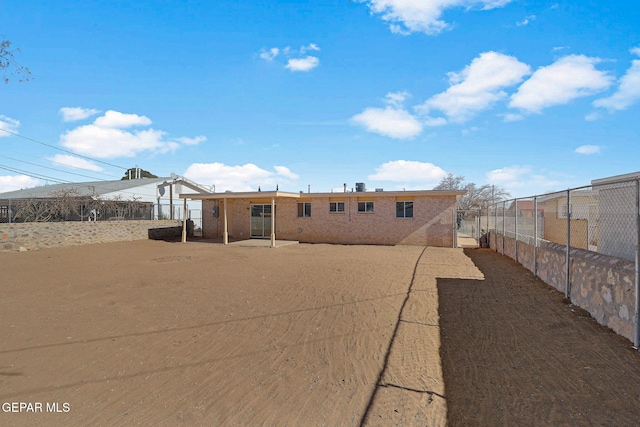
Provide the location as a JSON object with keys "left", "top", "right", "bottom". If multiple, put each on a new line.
{"left": 179, "top": 191, "right": 301, "bottom": 248}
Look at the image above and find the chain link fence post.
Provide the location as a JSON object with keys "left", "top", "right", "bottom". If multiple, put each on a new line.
{"left": 635, "top": 178, "right": 640, "bottom": 348}
{"left": 502, "top": 200, "right": 506, "bottom": 256}
{"left": 534, "top": 196, "right": 538, "bottom": 277}
{"left": 566, "top": 189, "right": 571, "bottom": 299}
{"left": 515, "top": 198, "right": 519, "bottom": 263}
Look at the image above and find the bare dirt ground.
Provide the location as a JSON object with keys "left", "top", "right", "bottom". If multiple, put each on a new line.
{"left": 2, "top": 240, "right": 640, "bottom": 426}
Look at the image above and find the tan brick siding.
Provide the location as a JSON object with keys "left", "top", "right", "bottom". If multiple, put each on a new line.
{"left": 203, "top": 195, "right": 456, "bottom": 247}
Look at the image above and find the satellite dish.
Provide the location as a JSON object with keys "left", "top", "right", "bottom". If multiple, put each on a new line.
{"left": 158, "top": 181, "right": 167, "bottom": 197}
{"left": 170, "top": 173, "right": 178, "bottom": 179}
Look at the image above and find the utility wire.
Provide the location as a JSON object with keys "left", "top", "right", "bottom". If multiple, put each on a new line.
{"left": 1, "top": 146, "right": 120, "bottom": 179}
{"left": 0, "top": 127, "right": 128, "bottom": 170}
{"left": 0, "top": 154, "right": 107, "bottom": 181}
{"left": 0, "top": 164, "right": 71, "bottom": 184}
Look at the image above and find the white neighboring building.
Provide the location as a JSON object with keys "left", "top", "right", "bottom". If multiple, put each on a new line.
{"left": 0, "top": 175, "right": 212, "bottom": 230}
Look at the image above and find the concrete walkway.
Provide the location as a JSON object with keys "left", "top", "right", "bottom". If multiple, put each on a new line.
{"left": 456, "top": 234, "right": 479, "bottom": 248}
{"left": 227, "top": 239, "right": 299, "bottom": 248}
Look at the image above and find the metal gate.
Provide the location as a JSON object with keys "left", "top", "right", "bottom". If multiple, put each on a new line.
{"left": 456, "top": 209, "right": 481, "bottom": 247}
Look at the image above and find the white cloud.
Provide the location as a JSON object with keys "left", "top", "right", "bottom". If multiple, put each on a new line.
{"left": 461, "top": 126, "right": 480, "bottom": 135}
{"left": 93, "top": 110, "right": 152, "bottom": 128}
{"left": 384, "top": 91, "right": 411, "bottom": 108}
{"left": 59, "top": 107, "right": 100, "bottom": 122}
{"left": 273, "top": 165, "right": 299, "bottom": 180}
{"left": 575, "top": 145, "right": 601, "bottom": 155}
{"left": 259, "top": 47, "right": 280, "bottom": 61}
{"left": 416, "top": 51, "right": 531, "bottom": 123}
{"left": 300, "top": 43, "right": 320, "bottom": 54}
{"left": 361, "top": 0, "right": 512, "bottom": 35}
{"left": 0, "top": 175, "right": 40, "bottom": 193}
{"left": 516, "top": 15, "right": 536, "bottom": 26}
{"left": 285, "top": 56, "right": 320, "bottom": 72}
{"left": 368, "top": 160, "right": 447, "bottom": 189}
{"left": 486, "top": 165, "right": 563, "bottom": 196}
{"left": 351, "top": 106, "right": 423, "bottom": 138}
{"left": 175, "top": 136, "right": 207, "bottom": 146}
{"left": 424, "top": 116, "right": 447, "bottom": 126}
{"left": 183, "top": 163, "right": 299, "bottom": 192}
{"left": 584, "top": 111, "right": 601, "bottom": 121}
{"left": 509, "top": 55, "right": 613, "bottom": 113}
{"left": 47, "top": 154, "right": 103, "bottom": 172}
{"left": 260, "top": 44, "right": 321, "bottom": 72}
{"left": 502, "top": 113, "right": 524, "bottom": 122}
{"left": 0, "top": 115, "right": 20, "bottom": 136}
{"left": 593, "top": 50, "right": 640, "bottom": 111}
{"left": 60, "top": 110, "right": 199, "bottom": 158}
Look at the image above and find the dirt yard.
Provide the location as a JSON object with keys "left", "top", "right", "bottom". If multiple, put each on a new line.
{"left": 2, "top": 240, "right": 640, "bottom": 426}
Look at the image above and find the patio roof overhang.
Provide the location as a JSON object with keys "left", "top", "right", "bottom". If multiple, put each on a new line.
{"left": 178, "top": 191, "right": 301, "bottom": 201}
{"left": 178, "top": 189, "right": 466, "bottom": 200}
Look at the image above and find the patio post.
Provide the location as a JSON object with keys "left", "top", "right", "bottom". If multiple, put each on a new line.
{"left": 270, "top": 196, "right": 276, "bottom": 248}
{"left": 181, "top": 198, "right": 187, "bottom": 243}
{"left": 223, "top": 198, "right": 228, "bottom": 245}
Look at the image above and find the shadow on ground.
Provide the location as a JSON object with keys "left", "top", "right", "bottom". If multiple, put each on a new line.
{"left": 439, "top": 248, "right": 640, "bottom": 426}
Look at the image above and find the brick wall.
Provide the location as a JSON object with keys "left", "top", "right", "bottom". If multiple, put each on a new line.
{"left": 203, "top": 194, "right": 457, "bottom": 246}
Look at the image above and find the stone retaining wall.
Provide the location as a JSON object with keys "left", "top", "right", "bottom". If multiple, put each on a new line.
{"left": 0, "top": 220, "right": 181, "bottom": 252}
{"left": 489, "top": 231, "right": 636, "bottom": 342}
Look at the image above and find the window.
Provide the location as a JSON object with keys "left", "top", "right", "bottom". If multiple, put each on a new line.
{"left": 357, "top": 201, "right": 374, "bottom": 213}
{"left": 297, "top": 202, "right": 311, "bottom": 218}
{"left": 329, "top": 202, "right": 345, "bottom": 213}
{"left": 396, "top": 201, "right": 413, "bottom": 218}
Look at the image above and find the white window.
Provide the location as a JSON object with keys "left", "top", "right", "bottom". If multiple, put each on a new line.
{"left": 357, "top": 201, "right": 374, "bottom": 213}
{"left": 396, "top": 201, "right": 413, "bottom": 218}
{"left": 329, "top": 202, "right": 345, "bottom": 213}
{"left": 297, "top": 202, "right": 311, "bottom": 218}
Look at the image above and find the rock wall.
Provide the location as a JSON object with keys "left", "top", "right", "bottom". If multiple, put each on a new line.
{"left": 0, "top": 220, "right": 181, "bottom": 252}
{"left": 489, "top": 231, "right": 636, "bottom": 342}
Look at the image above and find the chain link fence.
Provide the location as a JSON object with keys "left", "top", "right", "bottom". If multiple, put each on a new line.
{"left": 485, "top": 176, "right": 640, "bottom": 346}
{"left": 1, "top": 199, "right": 201, "bottom": 231}
{"left": 485, "top": 180, "right": 639, "bottom": 262}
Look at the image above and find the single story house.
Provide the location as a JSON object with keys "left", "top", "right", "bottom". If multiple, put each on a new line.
{"left": 180, "top": 187, "right": 465, "bottom": 247}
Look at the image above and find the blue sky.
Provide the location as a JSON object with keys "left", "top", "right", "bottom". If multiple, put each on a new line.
{"left": 1, "top": 0, "right": 639, "bottom": 198}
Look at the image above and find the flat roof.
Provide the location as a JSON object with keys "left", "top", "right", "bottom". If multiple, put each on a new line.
{"left": 592, "top": 171, "right": 640, "bottom": 186}
{"left": 179, "top": 189, "right": 466, "bottom": 200}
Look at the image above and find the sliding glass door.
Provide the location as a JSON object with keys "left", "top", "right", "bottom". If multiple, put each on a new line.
{"left": 250, "top": 204, "right": 273, "bottom": 238}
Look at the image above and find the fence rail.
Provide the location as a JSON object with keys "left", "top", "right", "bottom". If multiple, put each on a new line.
{"left": 486, "top": 177, "right": 640, "bottom": 346}
{"left": 1, "top": 202, "right": 198, "bottom": 223}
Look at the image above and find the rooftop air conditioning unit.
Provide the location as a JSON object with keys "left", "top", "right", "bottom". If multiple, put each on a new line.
{"left": 355, "top": 182, "right": 366, "bottom": 192}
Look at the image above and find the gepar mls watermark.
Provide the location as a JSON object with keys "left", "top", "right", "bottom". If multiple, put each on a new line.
{"left": 2, "top": 402, "right": 70, "bottom": 413}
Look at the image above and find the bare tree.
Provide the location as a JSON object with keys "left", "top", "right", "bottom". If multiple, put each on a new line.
{"left": 11, "top": 189, "right": 149, "bottom": 222}
{"left": 434, "top": 173, "right": 510, "bottom": 210}
{"left": 1, "top": 36, "right": 31, "bottom": 84}
{"left": 13, "top": 199, "right": 53, "bottom": 222}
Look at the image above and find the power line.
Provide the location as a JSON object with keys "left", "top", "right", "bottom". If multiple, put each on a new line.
{"left": 0, "top": 154, "right": 107, "bottom": 181}
{"left": 0, "top": 127, "right": 128, "bottom": 170}
{"left": 0, "top": 146, "right": 120, "bottom": 179}
{"left": 0, "top": 164, "right": 71, "bottom": 184}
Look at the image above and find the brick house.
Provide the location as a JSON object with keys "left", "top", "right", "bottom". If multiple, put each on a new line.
{"left": 180, "top": 189, "right": 465, "bottom": 247}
